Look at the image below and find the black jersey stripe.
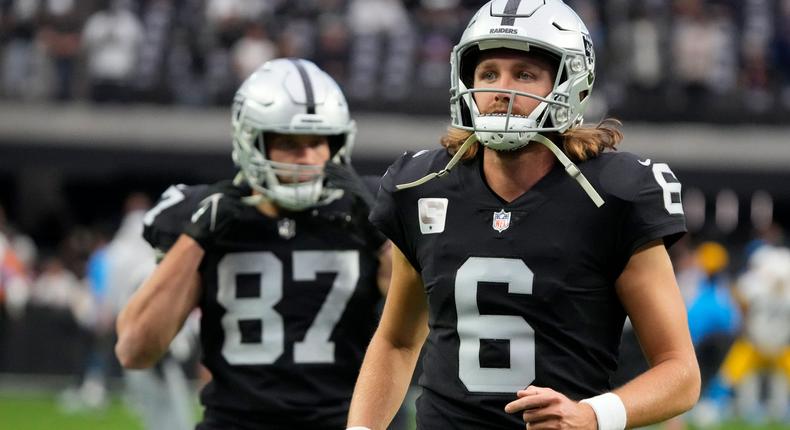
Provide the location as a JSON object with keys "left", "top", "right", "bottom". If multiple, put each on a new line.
{"left": 289, "top": 58, "right": 316, "bottom": 114}
{"left": 500, "top": 0, "right": 522, "bottom": 26}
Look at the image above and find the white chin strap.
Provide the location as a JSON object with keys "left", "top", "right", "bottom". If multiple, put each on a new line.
{"left": 396, "top": 134, "right": 479, "bottom": 190}
{"left": 396, "top": 133, "right": 604, "bottom": 208}
{"left": 531, "top": 133, "right": 604, "bottom": 207}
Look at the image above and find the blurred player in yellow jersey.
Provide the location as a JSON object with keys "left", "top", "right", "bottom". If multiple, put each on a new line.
{"left": 722, "top": 245, "right": 790, "bottom": 422}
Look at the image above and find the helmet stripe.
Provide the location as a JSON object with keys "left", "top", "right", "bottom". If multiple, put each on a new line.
{"left": 289, "top": 58, "right": 316, "bottom": 114}
{"left": 500, "top": 0, "right": 522, "bottom": 26}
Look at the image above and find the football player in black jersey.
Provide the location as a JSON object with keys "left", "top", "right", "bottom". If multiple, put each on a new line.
{"left": 347, "top": 1, "right": 700, "bottom": 430}
{"left": 115, "top": 58, "right": 390, "bottom": 430}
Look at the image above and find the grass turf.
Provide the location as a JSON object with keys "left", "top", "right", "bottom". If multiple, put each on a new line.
{"left": 0, "top": 393, "right": 787, "bottom": 429}
{"left": 0, "top": 393, "right": 144, "bottom": 430}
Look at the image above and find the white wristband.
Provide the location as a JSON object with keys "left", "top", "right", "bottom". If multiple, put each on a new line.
{"left": 579, "top": 392, "right": 627, "bottom": 430}
{"left": 346, "top": 427, "right": 372, "bottom": 430}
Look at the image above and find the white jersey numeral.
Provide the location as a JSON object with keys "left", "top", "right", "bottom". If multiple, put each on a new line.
{"left": 455, "top": 257, "right": 535, "bottom": 393}
{"left": 216, "top": 250, "right": 360, "bottom": 365}
{"left": 293, "top": 251, "right": 359, "bottom": 363}
{"left": 143, "top": 185, "right": 186, "bottom": 226}
{"left": 652, "top": 163, "right": 684, "bottom": 215}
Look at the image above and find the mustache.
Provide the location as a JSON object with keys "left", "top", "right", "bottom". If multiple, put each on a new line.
{"left": 479, "top": 100, "right": 530, "bottom": 116}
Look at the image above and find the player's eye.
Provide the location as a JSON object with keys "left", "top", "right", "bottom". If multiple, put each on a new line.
{"left": 518, "top": 71, "right": 534, "bottom": 80}
{"left": 308, "top": 137, "right": 326, "bottom": 148}
{"left": 479, "top": 70, "right": 497, "bottom": 81}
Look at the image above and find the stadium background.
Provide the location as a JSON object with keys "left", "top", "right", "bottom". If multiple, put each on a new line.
{"left": 0, "top": 0, "right": 789, "bottom": 429}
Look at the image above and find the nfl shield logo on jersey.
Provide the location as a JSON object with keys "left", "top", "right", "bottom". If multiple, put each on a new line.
{"left": 492, "top": 209, "right": 511, "bottom": 233}
{"left": 278, "top": 217, "right": 296, "bottom": 239}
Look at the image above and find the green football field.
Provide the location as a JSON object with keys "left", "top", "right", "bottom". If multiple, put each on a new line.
{"left": 0, "top": 394, "right": 144, "bottom": 430}
{"left": 0, "top": 393, "right": 788, "bottom": 430}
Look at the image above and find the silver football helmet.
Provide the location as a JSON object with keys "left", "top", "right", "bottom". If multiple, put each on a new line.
{"left": 450, "top": 0, "right": 596, "bottom": 151}
{"left": 231, "top": 58, "right": 356, "bottom": 211}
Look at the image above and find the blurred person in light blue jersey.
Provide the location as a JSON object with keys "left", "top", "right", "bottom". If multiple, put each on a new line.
{"left": 683, "top": 241, "right": 740, "bottom": 427}
{"left": 67, "top": 226, "right": 112, "bottom": 410}
{"left": 687, "top": 242, "right": 741, "bottom": 347}
{"left": 105, "top": 193, "right": 195, "bottom": 430}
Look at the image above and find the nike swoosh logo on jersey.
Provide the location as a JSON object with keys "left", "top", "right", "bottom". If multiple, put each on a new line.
{"left": 412, "top": 150, "right": 429, "bottom": 158}
{"left": 638, "top": 158, "right": 651, "bottom": 166}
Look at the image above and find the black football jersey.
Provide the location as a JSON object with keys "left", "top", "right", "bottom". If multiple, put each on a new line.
{"left": 144, "top": 183, "right": 385, "bottom": 429}
{"left": 370, "top": 149, "right": 686, "bottom": 429}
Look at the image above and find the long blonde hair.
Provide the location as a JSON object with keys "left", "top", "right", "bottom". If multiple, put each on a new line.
{"left": 440, "top": 118, "right": 624, "bottom": 162}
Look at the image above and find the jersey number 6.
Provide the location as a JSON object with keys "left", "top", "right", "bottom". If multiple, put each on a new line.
{"left": 456, "top": 257, "right": 535, "bottom": 393}
{"left": 216, "top": 251, "right": 359, "bottom": 365}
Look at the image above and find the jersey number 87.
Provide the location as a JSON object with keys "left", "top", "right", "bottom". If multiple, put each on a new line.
{"left": 217, "top": 250, "right": 359, "bottom": 365}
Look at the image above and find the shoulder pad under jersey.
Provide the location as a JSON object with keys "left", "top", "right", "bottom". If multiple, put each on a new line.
{"left": 380, "top": 148, "right": 450, "bottom": 192}
{"left": 596, "top": 152, "right": 666, "bottom": 202}
{"left": 142, "top": 184, "right": 211, "bottom": 252}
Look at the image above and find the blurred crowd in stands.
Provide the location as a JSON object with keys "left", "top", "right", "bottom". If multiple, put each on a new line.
{"left": 0, "top": 196, "right": 154, "bottom": 382}
{"left": 2, "top": 0, "right": 790, "bottom": 122}
{"left": 0, "top": 195, "right": 201, "bottom": 429}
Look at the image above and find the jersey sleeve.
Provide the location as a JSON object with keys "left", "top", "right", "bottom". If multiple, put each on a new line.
{"left": 370, "top": 164, "right": 408, "bottom": 254}
{"left": 142, "top": 184, "right": 210, "bottom": 254}
{"left": 603, "top": 155, "right": 687, "bottom": 257}
{"left": 369, "top": 153, "right": 423, "bottom": 271}
{"left": 354, "top": 174, "right": 388, "bottom": 252}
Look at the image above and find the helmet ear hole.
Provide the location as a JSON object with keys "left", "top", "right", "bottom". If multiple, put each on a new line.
{"left": 543, "top": 110, "right": 554, "bottom": 129}
{"left": 232, "top": 95, "right": 244, "bottom": 124}
{"left": 327, "top": 134, "right": 346, "bottom": 161}
{"left": 257, "top": 132, "right": 269, "bottom": 155}
{"left": 460, "top": 46, "right": 481, "bottom": 88}
{"left": 460, "top": 99, "right": 473, "bottom": 127}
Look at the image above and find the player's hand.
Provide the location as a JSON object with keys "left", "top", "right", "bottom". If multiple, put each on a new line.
{"left": 324, "top": 162, "right": 376, "bottom": 209}
{"left": 504, "top": 385, "right": 597, "bottom": 430}
{"left": 183, "top": 180, "right": 248, "bottom": 249}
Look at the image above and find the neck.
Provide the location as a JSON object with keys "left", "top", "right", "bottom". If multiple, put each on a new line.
{"left": 482, "top": 142, "right": 556, "bottom": 203}
{"left": 252, "top": 190, "right": 280, "bottom": 218}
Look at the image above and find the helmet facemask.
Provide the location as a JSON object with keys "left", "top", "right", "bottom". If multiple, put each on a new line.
{"left": 452, "top": 43, "right": 590, "bottom": 152}
{"left": 230, "top": 58, "right": 355, "bottom": 211}
{"left": 449, "top": 0, "right": 596, "bottom": 152}
{"left": 232, "top": 128, "right": 345, "bottom": 212}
